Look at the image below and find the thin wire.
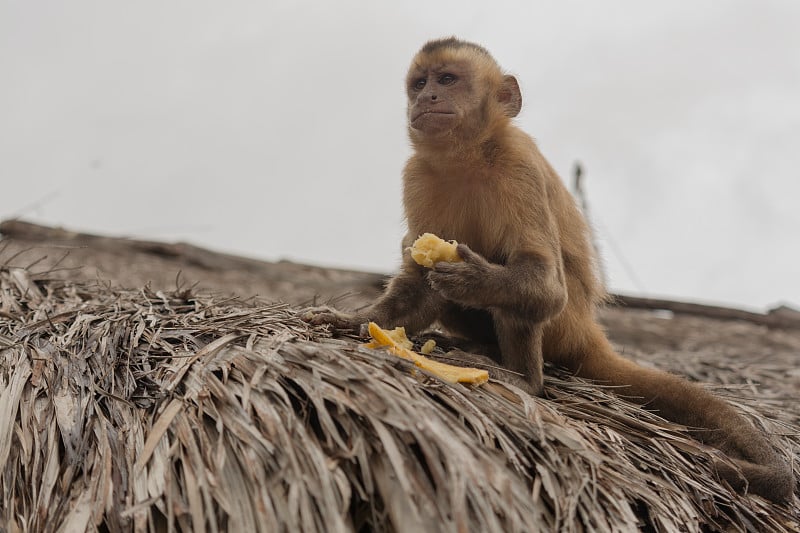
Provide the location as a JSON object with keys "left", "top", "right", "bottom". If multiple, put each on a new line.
{"left": 592, "top": 214, "right": 647, "bottom": 294}
{"left": 570, "top": 161, "right": 646, "bottom": 294}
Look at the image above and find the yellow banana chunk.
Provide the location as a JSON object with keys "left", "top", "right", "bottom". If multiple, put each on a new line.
{"left": 420, "top": 339, "right": 436, "bottom": 355}
{"left": 364, "top": 322, "right": 488, "bottom": 385}
{"left": 410, "top": 233, "right": 462, "bottom": 268}
{"left": 363, "top": 325, "right": 413, "bottom": 350}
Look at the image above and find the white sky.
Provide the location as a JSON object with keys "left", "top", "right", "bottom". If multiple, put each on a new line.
{"left": 1, "top": 1, "right": 798, "bottom": 310}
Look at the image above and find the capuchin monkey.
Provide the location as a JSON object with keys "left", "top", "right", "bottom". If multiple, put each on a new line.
{"left": 307, "top": 37, "right": 794, "bottom": 503}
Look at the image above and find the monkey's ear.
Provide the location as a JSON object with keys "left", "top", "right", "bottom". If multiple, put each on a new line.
{"left": 498, "top": 75, "right": 522, "bottom": 117}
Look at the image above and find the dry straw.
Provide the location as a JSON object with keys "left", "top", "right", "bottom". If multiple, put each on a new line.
{"left": 0, "top": 266, "right": 797, "bottom": 532}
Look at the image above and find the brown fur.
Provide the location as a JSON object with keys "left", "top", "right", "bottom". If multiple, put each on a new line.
{"left": 309, "top": 37, "right": 795, "bottom": 503}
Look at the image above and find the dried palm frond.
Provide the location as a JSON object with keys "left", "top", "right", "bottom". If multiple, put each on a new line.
{"left": 0, "top": 266, "right": 797, "bottom": 532}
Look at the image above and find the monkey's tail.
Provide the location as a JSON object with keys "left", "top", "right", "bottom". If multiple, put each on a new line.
{"left": 573, "top": 328, "right": 795, "bottom": 503}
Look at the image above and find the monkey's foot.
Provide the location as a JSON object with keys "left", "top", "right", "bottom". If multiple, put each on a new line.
{"left": 300, "top": 305, "right": 365, "bottom": 332}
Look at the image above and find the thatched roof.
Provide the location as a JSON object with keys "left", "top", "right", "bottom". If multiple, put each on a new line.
{"left": 1, "top": 221, "right": 799, "bottom": 531}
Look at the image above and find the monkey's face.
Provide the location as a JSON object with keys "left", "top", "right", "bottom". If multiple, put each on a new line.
{"left": 405, "top": 59, "right": 481, "bottom": 137}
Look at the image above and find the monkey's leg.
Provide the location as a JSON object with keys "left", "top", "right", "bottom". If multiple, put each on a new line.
{"left": 492, "top": 311, "right": 545, "bottom": 396}
{"left": 303, "top": 264, "right": 442, "bottom": 334}
{"left": 369, "top": 267, "right": 444, "bottom": 334}
{"left": 435, "top": 306, "right": 538, "bottom": 393}
{"left": 437, "top": 304, "right": 499, "bottom": 346}
{"left": 436, "top": 302, "right": 547, "bottom": 393}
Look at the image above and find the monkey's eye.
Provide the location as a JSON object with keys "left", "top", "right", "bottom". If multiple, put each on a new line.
{"left": 413, "top": 78, "right": 426, "bottom": 91}
{"left": 438, "top": 73, "right": 457, "bottom": 85}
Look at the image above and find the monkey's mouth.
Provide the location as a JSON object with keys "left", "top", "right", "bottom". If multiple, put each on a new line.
{"left": 411, "top": 110, "right": 456, "bottom": 122}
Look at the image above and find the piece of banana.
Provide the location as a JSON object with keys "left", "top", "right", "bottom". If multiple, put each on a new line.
{"left": 364, "top": 322, "right": 488, "bottom": 386}
{"left": 410, "top": 233, "right": 462, "bottom": 268}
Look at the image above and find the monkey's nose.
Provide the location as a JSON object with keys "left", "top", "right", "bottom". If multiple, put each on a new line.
{"left": 431, "top": 94, "right": 438, "bottom": 101}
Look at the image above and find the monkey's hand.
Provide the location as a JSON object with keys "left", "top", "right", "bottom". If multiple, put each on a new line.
{"left": 300, "top": 305, "right": 368, "bottom": 334}
{"left": 427, "top": 244, "right": 500, "bottom": 308}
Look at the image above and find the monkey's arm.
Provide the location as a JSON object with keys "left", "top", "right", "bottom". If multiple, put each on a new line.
{"left": 305, "top": 236, "right": 443, "bottom": 334}
{"left": 428, "top": 243, "right": 564, "bottom": 395}
{"left": 428, "top": 244, "right": 567, "bottom": 322}
{"left": 368, "top": 259, "right": 445, "bottom": 335}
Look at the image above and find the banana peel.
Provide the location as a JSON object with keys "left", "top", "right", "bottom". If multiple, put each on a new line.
{"left": 364, "top": 322, "right": 489, "bottom": 386}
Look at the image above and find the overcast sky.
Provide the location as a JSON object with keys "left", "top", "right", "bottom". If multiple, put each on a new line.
{"left": 1, "top": 1, "right": 798, "bottom": 310}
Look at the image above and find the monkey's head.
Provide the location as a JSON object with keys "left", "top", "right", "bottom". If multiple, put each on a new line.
{"left": 405, "top": 37, "right": 522, "bottom": 142}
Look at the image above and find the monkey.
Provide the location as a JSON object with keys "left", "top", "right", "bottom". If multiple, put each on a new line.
{"left": 307, "top": 37, "right": 794, "bottom": 503}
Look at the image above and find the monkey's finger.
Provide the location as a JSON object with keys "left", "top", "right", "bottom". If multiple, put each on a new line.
{"left": 431, "top": 260, "right": 464, "bottom": 273}
{"left": 301, "top": 308, "right": 361, "bottom": 330}
{"left": 455, "top": 243, "right": 484, "bottom": 264}
{"left": 299, "top": 306, "right": 331, "bottom": 322}
{"left": 304, "top": 312, "right": 340, "bottom": 326}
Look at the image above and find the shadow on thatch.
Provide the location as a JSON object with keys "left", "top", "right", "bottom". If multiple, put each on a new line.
{"left": 0, "top": 265, "right": 798, "bottom": 532}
